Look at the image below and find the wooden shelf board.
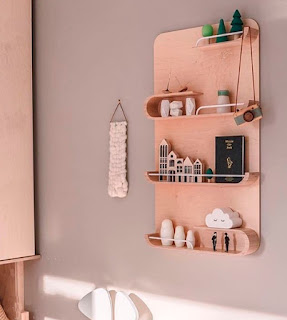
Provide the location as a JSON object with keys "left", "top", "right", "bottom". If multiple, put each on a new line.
{"left": 146, "top": 227, "right": 259, "bottom": 256}
{"left": 145, "top": 172, "right": 259, "bottom": 187}
{"left": 146, "top": 111, "right": 234, "bottom": 120}
{"left": 0, "top": 255, "right": 40, "bottom": 266}
{"left": 195, "top": 27, "right": 258, "bottom": 50}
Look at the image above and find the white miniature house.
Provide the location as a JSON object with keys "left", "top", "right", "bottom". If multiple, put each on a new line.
{"left": 159, "top": 139, "right": 204, "bottom": 183}
{"left": 167, "top": 151, "right": 178, "bottom": 182}
{"left": 159, "top": 139, "right": 170, "bottom": 181}
{"left": 194, "top": 159, "right": 203, "bottom": 183}
{"left": 183, "top": 157, "right": 193, "bottom": 183}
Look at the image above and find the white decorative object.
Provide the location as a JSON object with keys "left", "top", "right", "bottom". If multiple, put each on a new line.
{"left": 205, "top": 207, "right": 243, "bottom": 229}
{"left": 183, "top": 157, "right": 193, "bottom": 183}
{"left": 217, "top": 90, "right": 231, "bottom": 113}
{"left": 174, "top": 226, "right": 185, "bottom": 247}
{"left": 186, "top": 97, "right": 196, "bottom": 115}
{"left": 170, "top": 101, "right": 183, "bottom": 110}
{"left": 159, "top": 139, "right": 170, "bottom": 181}
{"left": 108, "top": 121, "right": 128, "bottom": 198}
{"left": 115, "top": 292, "right": 139, "bottom": 320}
{"left": 160, "top": 100, "right": 170, "bottom": 117}
{"left": 193, "top": 159, "right": 204, "bottom": 183}
{"left": 78, "top": 288, "right": 113, "bottom": 320}
{"left": 170, "top": 109, "right": 183, "bottom": 117}
{"left": 186, "top": 230, "right": 195, "bottom": 249}
{"left": 158, "top": 139, "right": 204, "bottom": 184}
{"left": 160, "top": 219, "right": 174, "bottom": 246}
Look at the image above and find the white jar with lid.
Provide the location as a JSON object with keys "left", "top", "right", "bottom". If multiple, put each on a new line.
{"left": 217, "top": 90, "right": 231, "bottom": 113}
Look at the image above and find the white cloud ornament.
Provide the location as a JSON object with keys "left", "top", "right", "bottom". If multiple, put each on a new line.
{"left": 205, "top": 208, "right": 242, "bottom": 229}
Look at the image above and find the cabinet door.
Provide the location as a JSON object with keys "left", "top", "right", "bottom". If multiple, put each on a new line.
{"left": 0, "top": 0, "right": 35, "bottom": 260}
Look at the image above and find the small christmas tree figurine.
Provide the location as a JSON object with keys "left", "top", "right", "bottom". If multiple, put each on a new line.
{"left": 206, "top": 168, "right": 214, "bottom": 183}
{"left": 202, "top": 24, "right": 213, "bottom": 45}
{"left": 216, "top": 19, "right": 228, "bottom": 43}
{"left": 230, "top": 9, "right": 243, "bottom": 33}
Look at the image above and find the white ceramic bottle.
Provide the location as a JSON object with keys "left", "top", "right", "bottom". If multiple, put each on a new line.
{"left": 160, "top": 219, "right": 174, "bottom": 246}
{"left": 160, "top": 100, "right": 170, "bottom": 117}
{"left": 217, "top": 90, "right": 231, "bottom": 113}
{"left": 174, "top": 226, "right": 185, "bottom": 247}
{"left": 185, "top": 97, "right": 196, "bottom": 115}
{"left": 186, "top": 230, "right": 195, "bottom": 249}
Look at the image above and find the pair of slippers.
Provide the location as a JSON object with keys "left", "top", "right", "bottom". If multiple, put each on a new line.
{"left": 78, "top": 288, "right": 139, "bottom": 320}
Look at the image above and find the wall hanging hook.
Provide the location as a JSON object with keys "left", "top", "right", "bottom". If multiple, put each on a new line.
{"left": 110, "top": 99, "right": 128, "bottom": 123}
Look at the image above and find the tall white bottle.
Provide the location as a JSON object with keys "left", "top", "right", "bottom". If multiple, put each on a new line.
{"left": 186, "top": 230, "right": 195, "bottom": 249}
{"left": 160, "top": 219, "right": 174, "bottom": 246}
{"left": 174, "top": 226, "right": 185, "bottom": 247}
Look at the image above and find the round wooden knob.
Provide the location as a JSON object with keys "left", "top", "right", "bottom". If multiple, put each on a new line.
{"left": 243, "top": 110, "right": 254, "bottom": 122}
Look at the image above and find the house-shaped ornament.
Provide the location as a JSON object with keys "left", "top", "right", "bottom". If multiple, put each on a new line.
{"left": 158, "top": 139, "right": 204, "bottom": 183}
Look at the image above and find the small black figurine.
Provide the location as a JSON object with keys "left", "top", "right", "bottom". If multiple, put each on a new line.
{"left": 212, "top": 232, "right": 217, "bottom": 251}
{"left": 225, "top": 233, "right": 230, "bottom": 252}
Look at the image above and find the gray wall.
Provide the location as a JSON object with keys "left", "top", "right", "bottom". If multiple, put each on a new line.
{"left": 26, "top": 0, "right": 287, "bottom": 319}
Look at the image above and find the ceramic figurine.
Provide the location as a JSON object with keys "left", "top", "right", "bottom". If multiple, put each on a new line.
{"left": 212, "top": 232, "right": 217, "bottom": 251}
{"left": 160, "top": 100, "right": 170, "bottom": 117}
{"left": 160, "top": 219, "right": 174, "bottom": 246}
{"left": 170, "top": 101, "right": 183, "bottom": 110}
{"left": 174, "top": 226, "right": 185, "bottom": 247}
{"left": 205, "top": 207, "right": 242, "bottom": 229}
{"left": 185, "top": 97, "right": 196, "bottom": 116}
{"left": 186, "top": 230, "right": 195, "bottom": 249}
{"left": 170, "top": 108, "right": 183, "bottom": 117}
{"left": 225, "top": 233, "right": 230, "bottom": 252}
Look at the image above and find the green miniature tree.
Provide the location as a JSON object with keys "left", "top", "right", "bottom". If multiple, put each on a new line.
{"left": 230, "top": 10, "right": 243, "bottom": 33}
{"left": 202, "top": 24, "right": 213, "bottom": 37}
{"left": 216, "top": 19, "right": 228, "bottom": 43}
{"left": 206, "top": 168, "right": 214, "bottom": 183}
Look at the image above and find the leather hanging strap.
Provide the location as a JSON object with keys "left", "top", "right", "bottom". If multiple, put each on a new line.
{"left": 235, "top": 27, "right": 256, "bottom": 113}
{"left": 110, "top": 100, "right": 128, "bottom": 123}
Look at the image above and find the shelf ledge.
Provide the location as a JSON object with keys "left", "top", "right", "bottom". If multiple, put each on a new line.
{"left": 194, "top": 26, "right": 258, "bottom": 49}
{"left": 0, "top": 255, "right": 40, "bottom": 266}
{"left": 145, "top": 172, "right": 259, "bottom": 187}
{"left": 146, "top": 227, "right": 259, "bottom": 256}
{"left": 145, "top": 91, "right": 203, "bottom": 119}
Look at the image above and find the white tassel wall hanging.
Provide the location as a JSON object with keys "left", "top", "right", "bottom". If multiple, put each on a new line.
{"left": 108, "top": 100, "right": 128, "bottom": 198}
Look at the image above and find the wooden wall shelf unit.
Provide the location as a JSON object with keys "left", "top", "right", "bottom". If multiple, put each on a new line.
{"left": 144, "top": 19, "right": 261, "bottom": 256}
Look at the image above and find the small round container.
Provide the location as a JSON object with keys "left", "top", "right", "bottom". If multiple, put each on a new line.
{"left": 217, "top": 90, "right": 231, "bottom": 113}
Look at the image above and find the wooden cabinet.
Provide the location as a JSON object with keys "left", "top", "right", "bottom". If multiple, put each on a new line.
{"left": 0, "top": 0, "right": 35, "bottom": 261}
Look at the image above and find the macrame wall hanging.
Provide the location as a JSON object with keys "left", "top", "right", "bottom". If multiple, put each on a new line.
{"left": 108, "top": 100, "right": 128, "bottom": 198}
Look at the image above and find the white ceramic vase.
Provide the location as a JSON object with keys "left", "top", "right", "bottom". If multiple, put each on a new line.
{"left": 160, "top": 100, "right": 170, "bottom": 117}
{"left": 160, "top": 219, "right": 174, "bottom": 246}
{"left": 186, "top": 230, "right": 195, "bottom": 249}
{"left": 186, "top": 98, "right": 196, "bottom": 115}
{"left": 174, "top": 226, "right": 185, "bottom": 247}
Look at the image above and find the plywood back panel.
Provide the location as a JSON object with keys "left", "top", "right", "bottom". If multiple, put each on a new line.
{"left": 152, "top": 19, "right": 260, "bottom": 241}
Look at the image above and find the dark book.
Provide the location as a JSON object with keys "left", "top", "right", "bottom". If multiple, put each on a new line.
{"left": 215, "top": 136, "right": 245, "bottom": 183}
